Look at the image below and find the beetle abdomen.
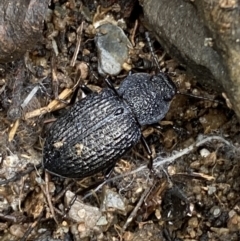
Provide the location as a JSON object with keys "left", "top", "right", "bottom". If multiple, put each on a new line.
{"left": 43, "top": 88, "right": 141, "bottom": 178}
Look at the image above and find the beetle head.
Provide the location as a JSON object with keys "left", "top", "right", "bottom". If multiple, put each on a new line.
{"left": 118, "top": 73, "right": 176, "bottom": 126}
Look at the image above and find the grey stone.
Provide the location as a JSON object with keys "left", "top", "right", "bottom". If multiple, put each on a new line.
{"left": 141, "top": 0, "right": 240, "bottom": 120}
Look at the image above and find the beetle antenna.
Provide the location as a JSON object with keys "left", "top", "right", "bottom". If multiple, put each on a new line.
{"left": 146, "top": 32, "right": 222, "bottom": 104}
{"left": 177, "top": 90, "right": 223, "bottom": 104}
{"left": 145, "top": 32, "right": 161, "bottom": 71}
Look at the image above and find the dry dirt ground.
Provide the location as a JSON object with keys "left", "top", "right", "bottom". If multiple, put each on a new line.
{"left": 0, "top": 1, "right": 240, "bottom": 240}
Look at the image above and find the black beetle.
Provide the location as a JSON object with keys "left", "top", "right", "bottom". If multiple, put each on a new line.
{"left": 43, "top": 72, "right": 176, "bottom": 178}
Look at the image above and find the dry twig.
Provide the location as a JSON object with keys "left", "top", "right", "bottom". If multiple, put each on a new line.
{"left": 130, "top": 19, "right": 138, "bottom": 47}
{"left": 70, "top": 21, "right": 84, "bottom": 67}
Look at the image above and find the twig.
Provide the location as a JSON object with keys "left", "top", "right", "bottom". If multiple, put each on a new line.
{"left": 8, "top": 119, "right": 20, "bottom": 142}
{"left": 122, "top": 186, "right": 151, "bottom": 231}
{"left": 121, "top": 136, "right": 233, "bottom": 230}
{"left": 51, "top": 52, "right": 59, "bottom": 99}
{"left": 45, "top": 172, "right": 58, "bottom": 224}
{"left": 21, "top": 85, "right": 39, "bottom": 109}
{"left": 154, "top": 135, "right": 232, "bottom": 168}
{"left": 19, "top": 209, "right": 44, "bottom": 241}
{"left": 24, "top": 88, "right": 73, "bottom": 119}
{"left": 53, "top": 181, "right": 75, "bottom": 203}
{"left": 0, "top": 213, "right": 25, "bottom": 223}
{"left": 103, "top": 135, "right": 235, "bottom": 184}
{"left": 130, "top": 19, "right": 138, "bottom": 47}
{"left": 70, "top": 21, "right": 84, "bottom": 67}
{"left": 80, "top": 135, "right": 234, "bottom": 205}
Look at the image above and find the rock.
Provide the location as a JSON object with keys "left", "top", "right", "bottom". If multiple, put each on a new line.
{"left": 141, "top": 0, "right": 240, "bottom": 120}
{"left": 64, "top": 191, "right": 102, "bottom": 238}
{"left": 227, "top": 211, "right": 240, "bottom": 232}
{"left": 9, "top": 224, "right": 26, "bottom": 238}
{"left": 101, "top": 188, "right": 126, "bottom": 215}
{"left": 0, "top": 0, "right": 48, "bottom": 63}
{"left": 95, "top": 23, "right": 132, "bottom": 76}
{"left": 65, "top": 191, "right": 102, "bottom": 225}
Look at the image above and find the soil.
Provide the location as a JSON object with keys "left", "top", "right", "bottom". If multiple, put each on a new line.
{"left": 0, "top": 1, "right": 239, "bottom": 241}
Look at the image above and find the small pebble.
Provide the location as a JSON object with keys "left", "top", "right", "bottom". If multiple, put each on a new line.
{"left": 210, "top": 206, "right": 221, "bottom": 218}
{"left": 200, "top": 148, "right": 210, "bottom": 158}
{"left": 208, "top": 185, "right": 217, "bottom": 195}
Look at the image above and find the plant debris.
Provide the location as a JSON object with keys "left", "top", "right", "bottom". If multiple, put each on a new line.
{"left": 0, "top": 1, "right": 239, "bottom": 241}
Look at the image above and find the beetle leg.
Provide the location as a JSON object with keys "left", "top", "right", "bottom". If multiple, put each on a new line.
{"left": 104, "top": 78, "right": 120, "bottom": 97}
{"left": 68, "top": 86, "right": 79, "bottom": 105}
{"left": 128, "top": 70, "right": 133, "bottom": 76}
{"left": 103, "top": 163, "right": 116, "bottom": 179}
{"left": 68, "top": 85, "right": 93, "bottom": 105}
{"left": 80, "top": 85, "right": 93, "bottom": 95}
{"left": 140, "top": 135, "right": 153, "bottom": 171}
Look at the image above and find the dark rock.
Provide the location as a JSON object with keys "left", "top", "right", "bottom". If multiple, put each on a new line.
{"left": 0, "top": 0, "right": 49, "bottom": 63}
{"left": 141, "top": 0, "right": 240, "bottom": 120}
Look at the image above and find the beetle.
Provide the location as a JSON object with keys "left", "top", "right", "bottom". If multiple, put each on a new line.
{"left": 42, "top": 72, "right": 176, "bottom": 178}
